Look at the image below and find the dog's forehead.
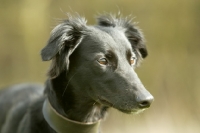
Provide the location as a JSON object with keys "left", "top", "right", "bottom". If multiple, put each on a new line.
{"left": 81, "top": 26, "right": 132, "bottom": 54}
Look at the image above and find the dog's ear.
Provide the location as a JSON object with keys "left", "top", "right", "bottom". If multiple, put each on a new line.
{"left": 124, "top": 24, "right": 148, "bottom": 59}
{"left": 97, "top": 14, "right": 148, "bottom": 59}
{"left": 41, "top": 16, "right": 87, "bottom": 78}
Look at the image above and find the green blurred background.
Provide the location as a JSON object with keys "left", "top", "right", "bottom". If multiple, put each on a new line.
{"left": 0, "top": 0, "right": 200, "bottom": 133}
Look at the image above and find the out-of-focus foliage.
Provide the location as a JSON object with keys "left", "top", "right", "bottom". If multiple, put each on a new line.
{"left": 0, "top": 0, "right": 199, "bottom": 133}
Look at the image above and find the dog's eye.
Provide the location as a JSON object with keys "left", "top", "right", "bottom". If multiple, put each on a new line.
{"left": 130, "top": 56, "right": 136, "bottom": 65}
{"left": 98, "top": 58, "right": 108, "bottom": 65}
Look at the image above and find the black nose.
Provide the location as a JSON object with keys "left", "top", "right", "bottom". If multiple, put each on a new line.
{"left": 137, "top": 96, "right": 154, "bottom": 109}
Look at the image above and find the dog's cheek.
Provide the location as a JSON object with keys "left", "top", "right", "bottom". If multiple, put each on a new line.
{"left": 90, "top": 61, "right": 107, "bottom": 76}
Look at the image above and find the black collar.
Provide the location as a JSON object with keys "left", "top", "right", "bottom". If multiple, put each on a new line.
{"left": 42, "top": 99, "right": 101, "bottom": 133}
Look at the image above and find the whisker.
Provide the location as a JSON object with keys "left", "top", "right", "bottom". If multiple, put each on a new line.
{"left": 93, "top": 102, "right": 97, "bottom": 106}
{"left": 62, "top": 71, "right": 78, "bottom": 97}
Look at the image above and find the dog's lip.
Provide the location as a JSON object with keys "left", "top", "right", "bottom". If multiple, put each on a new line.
{"left": 98, "top": 96, "right": 113, "bottom": 107}
{"left": 97, "top": 96, "right": 145, "bottom": 114}
{"left": 98, "top": 99, "right": 141, "bottom": 114}
{"left": 118, "top": 108, "right": 141, "bottom": 114}
{"left": 118, "top": 109, "right": 133, "bottom": 114}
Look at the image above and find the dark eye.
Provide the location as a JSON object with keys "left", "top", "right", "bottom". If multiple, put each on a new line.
{"left": 97, "top": 58, "right": 108, "bottom": 65}
{"left": 130, "top": 56, "right": 136, "bottom": 65}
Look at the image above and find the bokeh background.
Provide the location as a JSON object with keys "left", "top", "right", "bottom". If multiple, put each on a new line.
{"left": 0, "top": 0, "right": 200, "bottom": 133}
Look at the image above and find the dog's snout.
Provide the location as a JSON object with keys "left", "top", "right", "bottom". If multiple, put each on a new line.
{"left": 137, "top": 95, "right": 154, "bottom": 109}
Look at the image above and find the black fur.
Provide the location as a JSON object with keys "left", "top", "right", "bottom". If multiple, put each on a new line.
{"left": 0, "top": 13, "right": 153, "bottom": 133}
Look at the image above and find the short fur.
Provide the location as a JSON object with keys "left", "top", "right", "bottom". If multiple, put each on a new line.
{"left": 0, "top": 13, "right": 153, "bottom": 133}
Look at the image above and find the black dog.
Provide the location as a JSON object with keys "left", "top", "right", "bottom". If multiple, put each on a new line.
{"left": 0, "top": 13, "right": 154, "bottom": 133}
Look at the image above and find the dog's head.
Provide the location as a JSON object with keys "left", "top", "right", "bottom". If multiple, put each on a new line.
{"left": 41, "top": 13, "right": 153, "bottom": 114}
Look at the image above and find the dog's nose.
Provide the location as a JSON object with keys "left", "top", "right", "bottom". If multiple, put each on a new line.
{"left": 137, "top": 95, "right": 154, "bottom": 109}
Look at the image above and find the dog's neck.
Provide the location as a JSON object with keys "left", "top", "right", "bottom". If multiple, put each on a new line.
{"left": 43, "top": 99, "right": 101, "bottom": 133}
{"left": 45, "top": 72, "right": 108, "bottom": 123}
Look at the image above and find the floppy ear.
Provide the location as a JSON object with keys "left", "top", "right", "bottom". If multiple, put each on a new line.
{"left": 41, "top": 16, "right": 87, "bottom": 78}
{"left": 124, "top": 25, "right": 148, "bottom": 58}
{"left": 97, "top": 14, "right": 148, "bottom": 59}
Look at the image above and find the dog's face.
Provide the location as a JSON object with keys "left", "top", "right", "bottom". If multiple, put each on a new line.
{"left": 41, "top": 14, "right": 153, "bottom": 114}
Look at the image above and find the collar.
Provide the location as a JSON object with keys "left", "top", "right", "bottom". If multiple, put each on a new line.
{"left": 42, "top": 99, "right": 101, "bottom": 133}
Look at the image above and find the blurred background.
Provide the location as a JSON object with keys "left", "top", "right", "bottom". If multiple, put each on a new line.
{"left": 0, "top": 0, "right": 199, "bottom": 133}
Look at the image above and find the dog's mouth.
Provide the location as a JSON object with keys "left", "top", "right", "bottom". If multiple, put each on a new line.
{"left": 118, "top": 108, "right": 145, "bottom": 114}
{"left": 97, "top": 96, "right": 145, "bottom": 114}
{"left": 98, "top": 96, "right": 113, "bottom": 107}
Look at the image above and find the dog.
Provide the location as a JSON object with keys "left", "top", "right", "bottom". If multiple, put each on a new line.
{"left": 0, "top": 13, "right": 154, "bottom": 133}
